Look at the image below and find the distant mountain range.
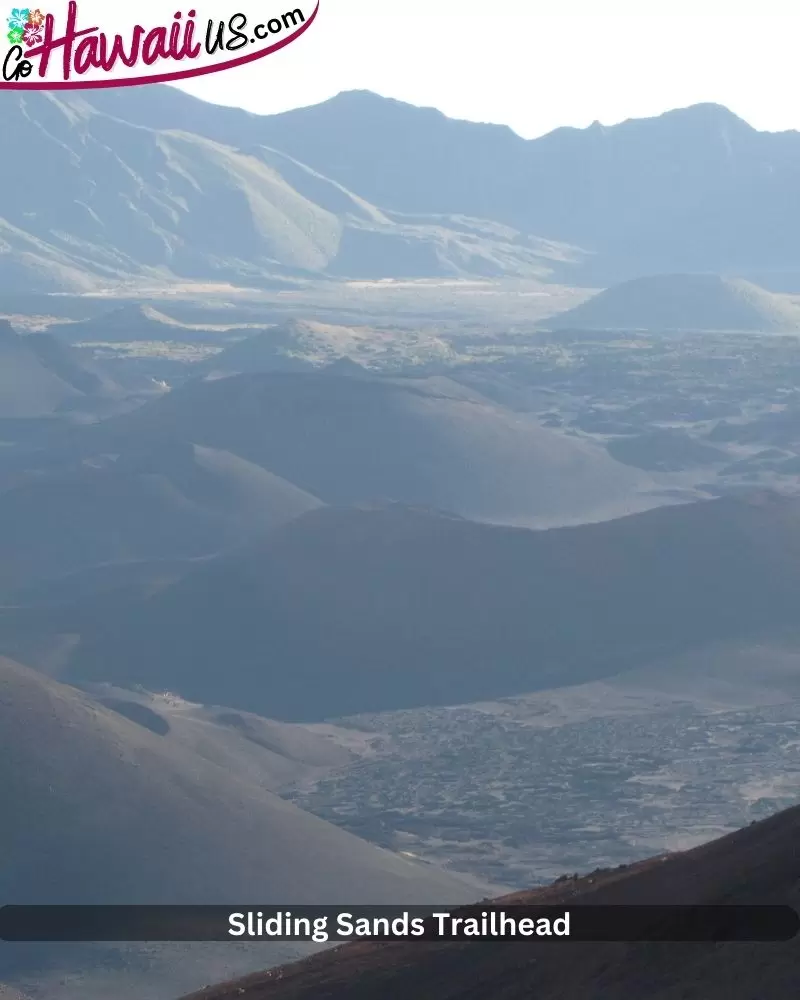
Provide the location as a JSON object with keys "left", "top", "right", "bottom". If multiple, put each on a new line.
{"left": 189, "top": 800, "right": 800, "bottom": 1000}
{"left": 4, "top": 88, "right": 800, "bottom": 290}
{"left": 1, "top": 90, "right": 579, "bottom": 292}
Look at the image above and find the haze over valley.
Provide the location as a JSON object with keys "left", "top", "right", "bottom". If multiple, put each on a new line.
{"left": 1, "top": 78, "right": 799, "bottom": 1000}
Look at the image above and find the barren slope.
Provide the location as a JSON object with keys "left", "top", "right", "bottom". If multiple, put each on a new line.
{"left": 63, "top": 370, "right": 657, "bottom": 527}
{"left": 0, "top": 658, "right": 474, "bottom": 906}
{"left": 184, "top": 802, "right": 800, "bottom": 1000}
{"left": 57, "top": 492, "right": 800, "bottom": 720}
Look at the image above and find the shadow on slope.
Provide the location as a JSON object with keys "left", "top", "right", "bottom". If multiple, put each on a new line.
{"left": 55, "top": 492, "right": 800, "bottom": 721}
{"left": 63, "top": 370, "right": 657, "bottom": 527}
{"left": 0, "top": 320, "right": 122, "bottom": 418}
{"left": 0, "top": 440, "right": 321, "bottom": 592}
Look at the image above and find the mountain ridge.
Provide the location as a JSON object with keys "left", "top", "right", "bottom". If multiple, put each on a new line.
{"left": 0, "top": 90, "right": 577, "bottom": 291}
{"left": 5, "top": 87, "right": 800, "bottom": 289}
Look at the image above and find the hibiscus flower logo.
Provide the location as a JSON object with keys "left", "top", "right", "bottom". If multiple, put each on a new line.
{"left": 6, "top": 7, "right": 30, "bottom": 31}
{"left": 6, "top": 7, "right": 46, "bottom": 47}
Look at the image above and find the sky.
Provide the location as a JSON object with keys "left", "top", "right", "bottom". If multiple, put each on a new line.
{"left": 162, "top": 0, "right": 800, "bottom": 137}
{"left": 33, "top": 0, "right": 800, "bottom": 137}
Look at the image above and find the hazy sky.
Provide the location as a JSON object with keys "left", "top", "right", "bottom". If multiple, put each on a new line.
{"left": 164, "top": 0, "right": 800, "bottom": 136}
{"left": 71, "top": 0, "right": 800, "bottom": 137}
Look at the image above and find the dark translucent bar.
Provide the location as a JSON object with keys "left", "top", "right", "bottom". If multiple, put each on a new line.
{"left": 0, "top": 904, "right": 797, "bottom": 942}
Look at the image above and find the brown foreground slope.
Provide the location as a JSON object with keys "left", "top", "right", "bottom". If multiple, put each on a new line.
{"left": 184, "top": 803, "right": 800, "bottom": 1000}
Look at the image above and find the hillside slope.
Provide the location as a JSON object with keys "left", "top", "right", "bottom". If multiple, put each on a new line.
{"left": 0, "top": 658, "right": 475, "bottom": 905}
{"left": 201, "top": 319, "right": 367, "bottom": 376}
{"left": 0, "top": 320, "right": 121, "bottom": 417}
{"left": 0, "top": 440, "right": 321, "bottom": 591}
{"left": 58, "top": 370, "right": 656, "bottom": 528}
{"left": 7, "top": 88, "right": 800, "bottom": 287}
{"left": 81, "top": 88, "right": 800, "bottom": 285}
{"left": 550, "top": 274, "right": 800, "bottom": 332}
{"left": 184, "top": 801, "right": 800, "bottom": 1000}
{"left": 0, "top": 660, "right": 477, "bottom": 999}
{"left": 0, "top": 91, "right": 574, "bottom": 290}
{"left": 83, "top": 685, "right": 356, "bottom": 793}
{"left": 54, "top": 492, "right": 800, "bottom": 721}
